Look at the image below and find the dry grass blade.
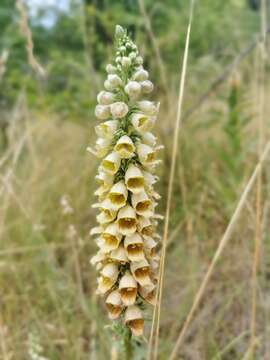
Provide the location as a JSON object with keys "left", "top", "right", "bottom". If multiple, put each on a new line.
{"left": 169, "top": 140, "right": 270, "bottom": 360}
{"left": 16, "top": 0, "right": 45, "bottom": 77}
{"left": 147, "top": 1, "right": 195, "bottom": 359}
{"left": 249, "top": 0, "right": 267, "bottom": 355}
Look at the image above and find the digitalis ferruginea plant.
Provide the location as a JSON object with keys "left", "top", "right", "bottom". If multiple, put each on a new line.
{"left": 88, "top": 25, "right": 162, "bottom": 337}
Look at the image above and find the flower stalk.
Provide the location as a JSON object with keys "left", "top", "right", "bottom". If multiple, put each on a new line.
{"left": 89, "top": 25, "right": 162, "bottom": 345}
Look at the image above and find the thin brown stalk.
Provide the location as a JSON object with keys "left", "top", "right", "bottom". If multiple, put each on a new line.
{"left": 249, "top": 0, "right": 267, "bottom": 355}
{"left": 169, "top": 141, "right": 270, "bottom": 360}
{"left": 16, "top": 0, "right": 45, "bottom": 77}
{"left": 147, "top": 2, "right": 195, "bottom": 359}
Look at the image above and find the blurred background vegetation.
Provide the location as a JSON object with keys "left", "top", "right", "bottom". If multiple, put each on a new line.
{"left": 1, "top": 1, "right": 270, "bottom": 359}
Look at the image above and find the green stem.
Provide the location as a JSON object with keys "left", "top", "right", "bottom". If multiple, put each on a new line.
{"left": 124, "top": 329, "right": 133, "bottom": 360}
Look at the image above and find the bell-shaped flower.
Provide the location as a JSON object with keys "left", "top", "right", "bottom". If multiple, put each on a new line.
{"left": 101, "top": 152, "right": 121, "bottom": 175}
{"left": 117, "top": 205, "right": 137, "bottom": 235}
{"left": 95, "top": 104, "right": 111, "bottom": 120}
{"left": 141, "top": 132, "right": 157, "bottom": 147}
{"left": 125, "top": 164, "right": 144, "bottom": 194}
{"left": 110, "top": 102, "right": 129, "bottom": 119}
{"left": 137, "top": 216, "right": 154, "bottom": 237}
{"left": 108, "top": 180, "right": 128, "bottom": 210}
{"left": 141, "top": 80, "right": 154, "bottom": 94}
{"left": 124, "top": 233, "right": 145, "bottom": 262}
{"left": 110, "top": 244, "right": 128, "bottom": 264}
{"left": 97, "top": 263, "right": 119, "bottom": 294}
{"left": 137, "top": 143, "right": 157, "bottom": 167}
{"left": 124, "top": 81, "right": 141, "bottom": 99}
{"left": 137, "top": 100, "right": 159, "bottom": 116}
{"left": 100, "top": 223, "right": 122, "bottom": 252}
{"left": 97, "top": 91, "right": 115, "bottom": 105}
{"left": 119, "top": 271, "right": 137, "bottom": 306}
{"left": 133, "top": 68, "right": 148, "bottom": 82}
{"left": 114, "top": 135, "right": 135, "bottom": 159}
{"left": 131, "top": 113, "right": 155, "bottom": 133}
{"left": 90, "top": 250, "right": 107, "bottom": 268}
{"left": 105, "top": 290, "right": 123, "bottom": 319}
{"left": 87, "top": 138, "right": 111, "bottom": 158}
{"left": 131, "top": 191, "right": 153, "bottom": 217}
{"left": 107, "top": 74, "right": 122, "bottom": 88}
{"left": 96, "top": 199, "right": 117, "bottom": 224}
{"left": 131, "top": 259, "right": 152, "bottom": 286}
{"left": 95, "top": 120, "right": 118, "bottom": 139}
{"left": 124, "top": 305, "right": 144, "bottom": 336}
{"left": 138, "top": 284, "right": 156, "bottom": 305}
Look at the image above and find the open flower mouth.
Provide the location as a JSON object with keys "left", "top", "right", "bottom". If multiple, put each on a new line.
{"left": 119, "top": 218, "right": 136, "bottom": 229}
{"left": 127, "top": 319, "right": 144, "bottom": 336}
{"left": 116, "top": 144, "right": 133, "bottom": 152}
{"left": 102, "top": 160, "right": 116, "bottom": 172}
{"left": 109, "top": 193, "right": 125, "bottom": 205}
{"left": 136, "top": 201, "right": 151, "bottom": 213}
{"left": 102, "top": 234, "right": 118, "bottom": 247}
{"left": 120, "top": 288, "right": 137, "bottom": 305}
{"left": 106, "top": 304, "right": 122, "bottom": 318}
{"left": 146, "top": 153, "right": 155, "bottom": 162}
{"left": 138, "top": 116, "right": 148, "bottom": 127}
{"left": 142, "top": 225, "right": 153, "bottom": 236}
{"left": 135, "top": 267, "right": 150, "bottom": 279}
{"left": 127, "top": 244, "right": 143, "bottom": 256}
{"left": 127, "top": 178, "right": 144, "bottom": 189}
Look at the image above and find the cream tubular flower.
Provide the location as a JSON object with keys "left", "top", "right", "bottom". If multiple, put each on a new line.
{"left": 119, "top": 271, "right": 137, "bottom": 306}
{"left": 97, "top": 91, "right": 115, "bottom": 105}
{"left": 95, "top": 120, "right": 118, "bottom": 139}
{"left": 100, "top": 223, "right": 122, "bottom": 252}
{"left": 131, "top": 191, "right": 153, "bottom": 217}
{"left": 117, "top": 205, "right": 137, "bottom": 235}
{"left": 101, "top": 152, "right": 121, "bottom": 175}
{"left": 137, "top": 100, "right": 159, "bottom": 116}
{"left": 124, "top": 233, "right": 145, "bottom": 262}
{"left": 124, "top": 81, "right": 141, "bottom": 99}
{"left": 110, "top": 102, "right": 129, "bottom": 119}
{"left": 130, "top": 259, "right": 152, "bottom": 286}
{"left": 125, "top": 164, "right": 144, "bottom": 194}
{"left": 106, "top": 290, "right": 123, "bottom": 319}
{"left": 95, "top": 104, "right": 111, "bottom": 120}
{"left": 114, "top": 135, "right": 135, "bottom": 159}
{"left": 124, "top": 305, "right": 144, "bottom": 336}
{"left": 108, "top": 180, "right": 128, "bottom": 210}
{"left": 131, "top": 113, "right": 155, "bottom": 133}
{"left": 97, "top": 263, "right": 119, "bottom": 294}
{"left": 110, "top": 244, "right": 128, "bottom": 264}
{"left": 89, "top": 25, "right": 162, "bottom": 335}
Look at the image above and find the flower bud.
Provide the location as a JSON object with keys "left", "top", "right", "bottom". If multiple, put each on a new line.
{"left": 95, "top": 105, "right": 111, "bottom": 120}
{"left": 137, "top": 100, "right": 159, "bottom": 116}
{"left": 110, "top": 102, "right": 128, "bottom": 118}
{"left": 141, "top": 80, "right": 154, "bottom": 94}
{"left": 106, "top": 64, "right": 117, "bottom": 74}
{"left": 97, "top": 91, "right": 115, "bottom": 105}
{"left": 133, "top": 68, "right": 148, "bottom": 82}
{"left": 122, "top": 56, "right": 131, "bottom": 67}
{"left": 124, "top": 81, "right": 141, "bottom": 99}
{"left": 107, "top": 74, "right": 122, "bottom": 88}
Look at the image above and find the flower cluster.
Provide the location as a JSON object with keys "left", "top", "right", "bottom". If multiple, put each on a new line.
{"left": 89, "top": 25, "right": 162, "bottom": 337}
